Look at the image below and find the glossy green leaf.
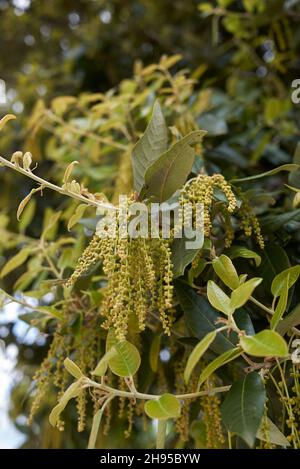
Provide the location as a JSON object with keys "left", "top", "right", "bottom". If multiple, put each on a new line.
{"left": 144, "top": 393, "right": 181, "bottom": 420}
{"left": 175, "top": 281, "right": 236, "bottom": 354}
{"left": 231, "top": 164, "right": 299, "bottom": 183}
{"left": 270, "top": 275, "right": 289, "bottom": 330}
{"left": 225, "top": 246, "right": 261, "bottom": 267}
{"left": 132, "top": 100, "right": 168, "bottom": 193}
{"left": 141, "top": 130, "right": 206, "bottom": 202}
{"left": 277, "top": 303, "right": 300, "bottom": 335}
{"left": 260, "top": 208, "right": 300, "bottom": 232}
{"left": 258, "top": 242, "right": 290, "bottom": 292}
{"left": 188, "top": 258, "right": 206, "bottom": 286}
{"left": 198, "top": 347, "right": 242, "bottom": 389}
{"left": 240, "top": 330, "right": 288, "bottom": 357}
{"left": 108, "top": 340, "right": 141, "bottom": 377}
{"left": 171, "top": 236, "right": 203, "bottom": 278}
{"left": 230, "top": 278, "right": 262, "bottom": 309}
{"left": 212, "top": 255, "right": 239, "bottom": 289}
{"left": 221, "top": 372, "right": 266, "bottom": 447}
{"left": 184, "top": 330, "right": 217, "bottom": 384}
{"left": 271, "top": 265, "right": 300, "bottom": 297}
{"left": 207, "top": 280, "right": 233, "bottom": 315}
{"left": 257, "top": 417, "right": 290, "bottom": 447}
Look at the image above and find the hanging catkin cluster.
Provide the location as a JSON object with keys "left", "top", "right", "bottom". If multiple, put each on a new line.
{"left": 178, "top": 174, "right": 237, "bottom": 243}
{"left": 67, "top": 197, "right": 174, "bottom": 340}
{"left": 239, "top": 196, "right": 265, "bottom": 249}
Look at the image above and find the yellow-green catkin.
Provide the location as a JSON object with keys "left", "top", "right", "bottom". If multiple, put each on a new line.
{"left": 219, "top": 204, "right": 235, "bottom": 248}
{"left": 124, "top": 399, "right": 135, "bottom": 439}
{"left": 28, "top": 329, "right": 64, "bottom": 425}
{"left": 66, "top": 234, "right": 103, "bottom": 287}
{"left": 29, "top": 297, "right": 99, "bottom": 427}
{"left": 282, "top": 365, "right": 300, "bottom": 448}
{"left": 178, "top": 174, "right": 237, "bottom": 238}
{"left": 201, "top": 381, "right": 225, "bottom": 449}
{"left": 175, "top": 360, "right": 198, "bottom": 442}
{"left": 239, "top": 196, "right": 265, "bottom": 249}
{"left": 67, "top": 196, "right": 174, "bottom": 340}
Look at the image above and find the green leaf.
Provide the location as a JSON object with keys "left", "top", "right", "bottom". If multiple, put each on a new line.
{"left": 175, "top": 281, "right": 236, "bottom": 354}
{"left": 144, "top": 393, "right": 181, "bottom": 420}
{"left": 0, "top": 114, "right": 16, "bottom": 130}
{"left": 64, "top": 358, "right": 84, "bottom": 379}
{"left": 184, "top": 331, "right": 217, "bottom": 384}
{"left": 190, "top": 420, "right": 207, "bottom": 448}
{"left": 225, "top": 246, "right": 261, "bottom": 267}
{"left": 271, "top": 265, "right": 300, "bottom": 297}
{"left": 260, "top": 208, "right": 300, "bottom": 232}
{"left": 258, "top": 242, "right": 290, "bottom": 292}
{"left": 256, "top": 417, "right": 290, "bottom": 447}
{"left": 108, "top": 341, "right": 141, "bottom": 377}
{"left": 240, "top": 330, "right": 288, "bottom": 357}
{"left": 36, "top": 306, "right": 64, "bottom": 320}
{"left": 288, "top": 142, "right": 300, "bottom": 189}
{"left": 207, "top": 280, "right": 233, "bottom": 316}
{"left": 132, "top": 100, "right": 168, "bottom": 193}
{"left": 212, "top": 255, "right": 239, "bottom": 289}
{"left": 171, "top": 236, "right": 203, "bottom": 278}
{"left": 1, "top": 248, "right": 32, "bottom": 278}
{"left": 231, "top": 164, "right": 299, "bottom": 183}
{"left": 277, "top": 303, "right": 300, "bottom": 336}
{"left": 19, "top": 199, "right": 36, "bottom": 233}
{"left": 270, "top": 275, "right": 289, "bottom": 330}
{"left": 198, "top": 347, "right": 242, "bottom": 389}
{"left": 149, "top": 335, "right": 161, "bottom": 373}
{"left": 221, "top": 372, "right": 266, "bottom": 447}
{"left": 49, "top": 381, "right": 81, "bottom": 427}
{"left": 230, "top": 278, "right": 262, "bottom": 309}
{"left": 141, "top": 130, "right": 207, "bottom": 202}
{"left": 188, "top": 258, "right": 206, "bottom": 286}
{"left": 42, "top": 210, "right": 62, "bottom": 240}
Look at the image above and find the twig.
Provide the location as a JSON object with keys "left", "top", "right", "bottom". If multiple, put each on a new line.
{"left": 83, "top": 378, "right": 231, "bottom": 401}
{"left": 0, "top": 155, "right": 116, "bottom": 211}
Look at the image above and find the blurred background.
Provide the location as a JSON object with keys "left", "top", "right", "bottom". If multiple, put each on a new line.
{"left": 0, "top": 0, "right": 300, "bottom": 448}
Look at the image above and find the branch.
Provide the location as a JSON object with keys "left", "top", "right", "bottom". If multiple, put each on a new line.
{"left": 83, "top": 377, "right": 231, "bottom": 401}
{"left": 0, "top": 155, "right": 116, "bottom": 212}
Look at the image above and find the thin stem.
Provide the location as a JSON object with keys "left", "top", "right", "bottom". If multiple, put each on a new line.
{"left": 0, "top": 155, "right": 116, "bottom": 211}
{"left": 83, "top": 378, "right": 231, "bottom": 401}
{"left": 156, "top": 420, "right": 167, "bottom": 449}
{"left": 2, "top": 291, "right": 63, "bottom": 320}
{"left": 228, "top": 431, "right": 232, "bottom": 450}
{"left": 250, "top": 296, "right": 274, "bottom": 315}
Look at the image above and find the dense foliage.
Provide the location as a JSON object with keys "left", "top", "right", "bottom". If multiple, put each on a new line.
{"left": 0, "top": 0, "right": 300, "bottom": 449}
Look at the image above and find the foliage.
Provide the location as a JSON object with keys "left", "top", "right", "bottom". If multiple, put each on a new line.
{"left": 0, "top": 0, "right": 300, "bottom": 450}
